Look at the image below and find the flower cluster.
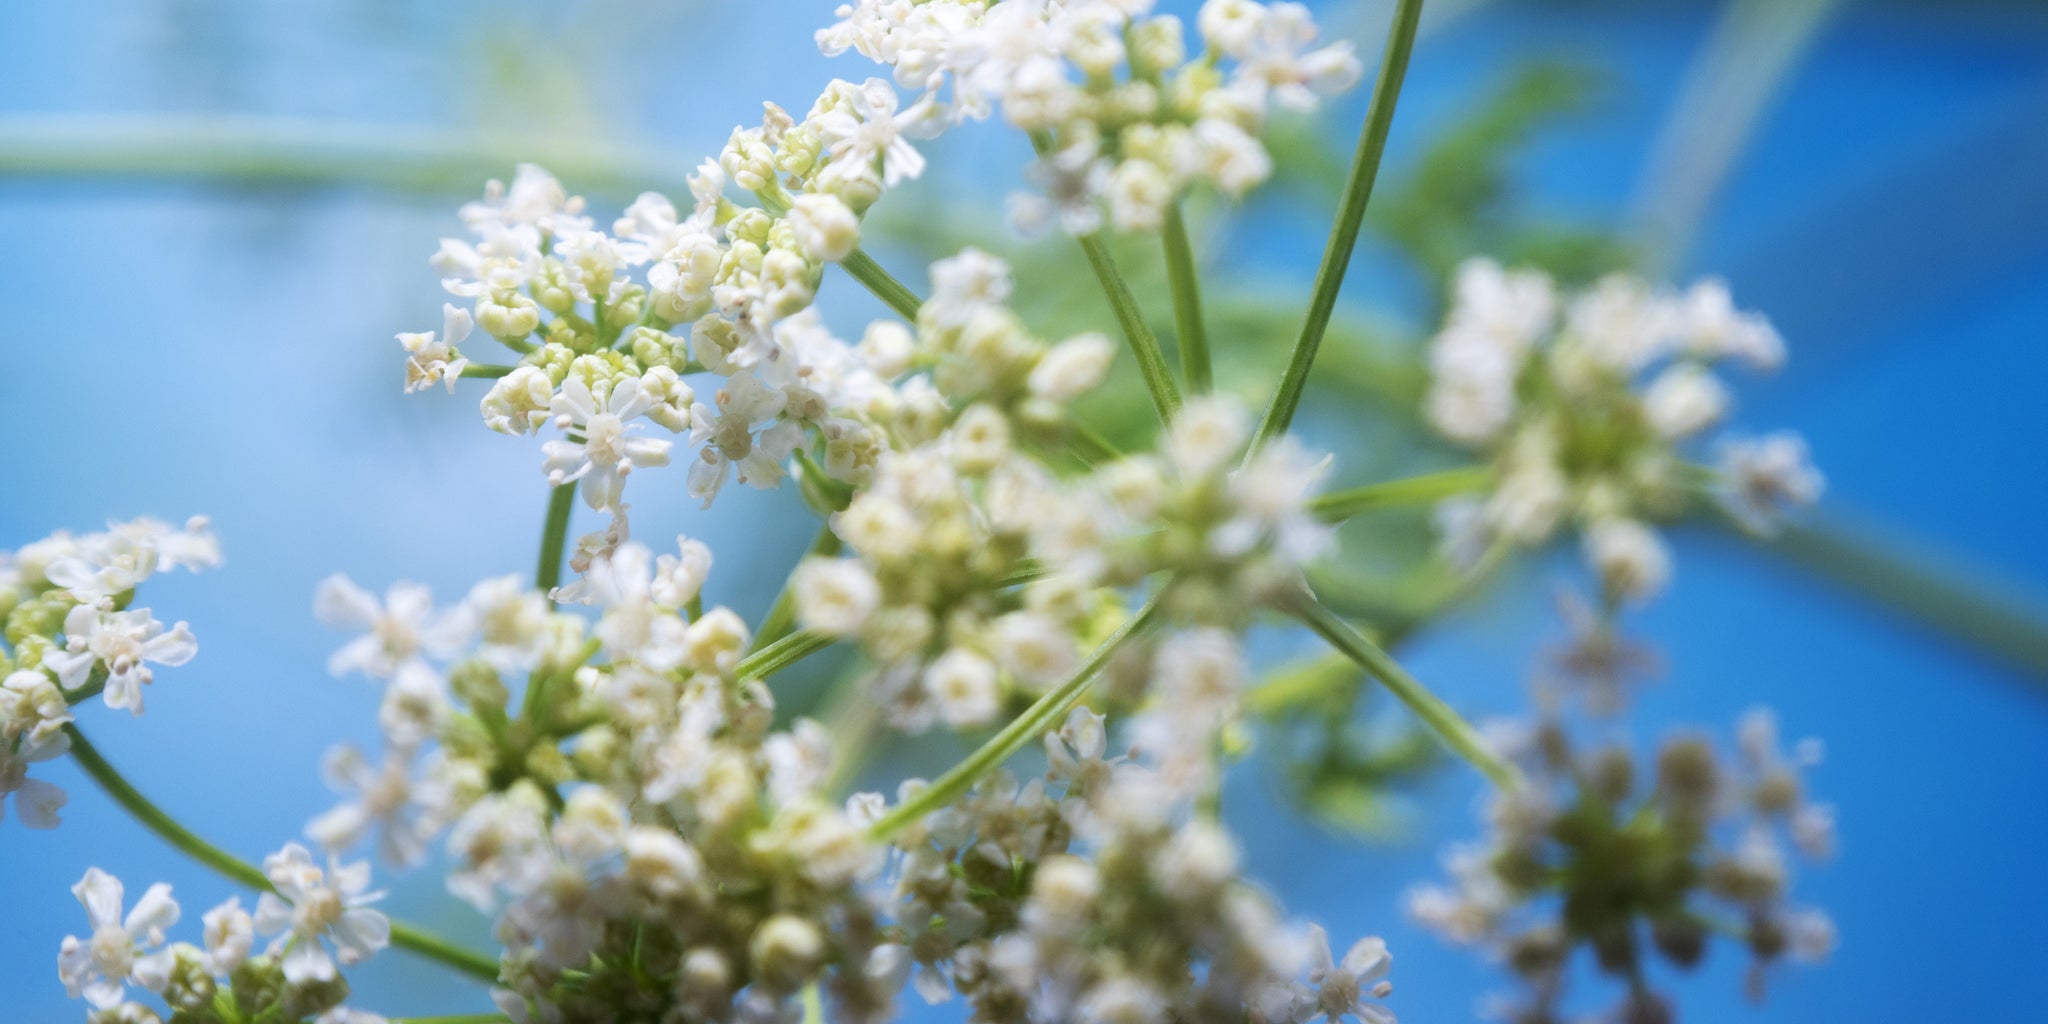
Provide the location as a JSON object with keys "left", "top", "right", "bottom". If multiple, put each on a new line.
{"left": 1407, "top": 707, "right": 1835, "bottom": 1021}
{"left": 1423, "top": 259, "right": 1823, "bottom": 604}
{"left": 55, "top": 849, "right": 391, "bottom": 1024}
{"left": 314, "top": 543, "right": 892, "bottom": 1024}
{"left": 1043, "top": 396, "right": 1334, "bottom": 627}
{"left": 873, "top": 647, "right": 1397, "bottom": 1024}
{"left": 407, "top": 66, "right": 940, "bottom": 521}
{"left": 820, "top": 0, "right": 1364, "bottom": 234}
{"left": 2, "top": 517, "right": 218, "bottom": 828}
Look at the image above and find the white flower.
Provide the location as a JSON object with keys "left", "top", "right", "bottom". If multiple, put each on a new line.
{"left": 202, "top": 897, "right": 254, "bottom": 974}
{"left": 544, "top": 375, "right": 675, "bottom": 512}
{"left": 1718, "top": 432, "right": 1824, "bottom": 533}
{"left": 1028, "top": 333, "right": 1116, "bottom": 403}
{"left": 1678, "top": 278, "right": 1784, "bottom": 369}
{"left": 1165, "top": 396, "right": 1250, "bottom": 479}
{"left": 307, "top": 745, "right": 430, "bottom": 867}
{"left": 314, "top": 575, "right": 466, "bottom": 680}
{"left": 42, "top": 605, "right": 197, "bottom": 714}
{"left": 926, "top": 648, "right": 1001, "bottom": 729}
{"left": 481, "top": 366, "right": 558, "bottom": 436}
{"left": 398, "top": 303, "right": 473, "bottom": 394}
{"left": 815, "top": 77, "right": 929, "bottom": 188}
{"left": 787, "top": 193, "right": 862, "bottom": 262}
{"left": 1302, "top": 925, "right": 1395, "bottom": 1024}
{"left": 3, "top": 667, "right": 74, "bottom": 751}
{"left": 58, "top": 868, "right": 179, "bottom": 1010}
{"left": 254, "top": 843, "right": 390, "bottom": 984}
{"left": 1641, "top": 362, "right": 1729, "bottom": 439}
{"left": 1583, "top": 517, "right": 1670, "bottom": 603}
{"left": 1, "top": 742, "right": 67, "bottom": 828}
{"left": 925, "top": 248, "right": 1014, "bottom": 331}
{"left": 1232, "top": 2, "right": 1362, "bottom": 112}
{"left": 793, "top": 558, "right": 881, "bottom": 637}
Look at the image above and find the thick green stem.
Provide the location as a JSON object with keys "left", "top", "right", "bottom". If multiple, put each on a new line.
{"left": 459, "top": 363, "right": 517, "bottom": 379}
{"left": 1283, "top": 590, "right": 1520, "bottom": 789}
{"left": 736, "top": 630, "right": 836, "bottom": 682}
{"left": 868, "top": 593, "right": 1165, "bottom": 839}
{"left": 1249, "top": 0, "right": 1427, "bottom": 454}
{"left": 62, "top": 724, "right": 501, "bottom": 984}
{"left": 1077, "top": 231, "right": 1182, "bottom": 424}
{"left": 1312, "top": 464, "right": 1493, "bottom": 522}
{"left": 750, "top": 526, "right": 846, "bottom": 655}
{"left": 1161, "top": 203, "right": 1212, "bottom": 394}
{"left": 535, "top": 483, "right": 577, "bottom": 605}
{"left": 841, "top": 247, "right": 923, "bottom": 321}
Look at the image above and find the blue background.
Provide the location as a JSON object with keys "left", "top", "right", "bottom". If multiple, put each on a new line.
{"left": 3, "top": 1, "right": 2045, "bottom": 1020}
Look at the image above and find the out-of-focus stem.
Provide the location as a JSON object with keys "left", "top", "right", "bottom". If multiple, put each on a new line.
{"left": 1312, "top": 464, "right": 1493, "bottom": 522}
{"left": 1284, "top": 590, "right": 1520, "bottom": 789}
{"left": 1249, "top": 0, "right": 1427, "bottom": 454}
{"left": 535, "top": 483, "right": 577, "bottom": 607}
{"left": 1161, "top": 202, "right": 1212, "bottom": 393}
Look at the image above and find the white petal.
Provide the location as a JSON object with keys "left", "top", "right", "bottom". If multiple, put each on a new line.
{"left": 283, "top": 938, "right": 337, "bottom": 984}
{"left": 123, "top": 882, "right": 180, "bottom": 939}
{"left": 73, "top": 868, "right": 125, "bottom": 929}
{"left": 314, "top": 575, "right": 382, "bottom": 628}
{"left": 331, "top": 908, "right": 391, "bottom": 963}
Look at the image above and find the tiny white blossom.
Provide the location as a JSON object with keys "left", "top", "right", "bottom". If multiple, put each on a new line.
{"left": 398, "top": 303, "right": 474, "bottom": 394}
{"left": 254, "top": 843, "right": 390, "bottom": 984}
{"left": 42, "top": 605, "right": 197, "bottom": 714}
{"left": 544, "top": 375, "right": 675, "bottom": 512}
{"left": 58, "top": 868, "right": 179, "bottom": 1010}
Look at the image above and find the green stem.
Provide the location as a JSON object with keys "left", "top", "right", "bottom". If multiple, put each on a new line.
{"left": 750, "top": 526, "right": 846, "bottom": 655}
{"left": 868, "top": 592, "right": 1165, "bottom": 840}
{"left": 736, "top": 630, "right": 835, "bottom": 682}
{"left": 1077, "top": 230, "right": 1182, "bottom": 424}
{"left": 1249, "top": 0, "right": 1427, "bottom": 454}
{"left": 535, "top": 482, "right": 576, "bottom": 605}
{"left": 1311, "top": 464, "right": 1493, "bottom": 522}
{"left": 0, "top": 114, "right": 700, "bottom": 197}
{"left": 1735, "top": 512, "right": 2048, "bottom": 685}
{"left": 841, "top": 247, "right": 923, "bottom": 321}
{"left": 62, "top": 724, "right": 501, "bottom": 984}
{"left": 1283, "top": 589, "right": 1520, "bottom": 789}
{"left": 1069, "top": 421, "right": 1125, "bottom": 466}
{"left": 459, "top": 363, "right": 517, "bottom": 379}
{"left": 1161, "top": 202, "right": 1212, "bottom": 394}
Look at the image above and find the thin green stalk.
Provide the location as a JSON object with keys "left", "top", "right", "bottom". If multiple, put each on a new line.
{"left": 1249, "top": 0, "right": 1427, "bottom": 454}
{"left": 750, "top": 526, "right": 846, "bottom": 655}
{"left": 1076, "top": 230, "right": 1182, "bottom": 424}
{"left": 1311, "top": 464, "right": 1493, "bottom": 522}
{"left": 62, "top": 724, "right": 501, "bottom": 984}
{"left": 1161, "top": 202, "right": 1212, "bottom": 393}
{"left": 868, "top": 593, "right": 1165, "bottom": 840}
{"left": 0, "top": 114, "right": 699, "bottom": 198}
{"left": 459, "top": 363, "right": 517, "bottom": 379}
{"left": 736, "top": 629, "right": 836, "bottom": 682}
{"left": 535, "top": 483, "right": 576, "bottom": 605}
{"left": 1735, "top": 513, "right": 2048, "bottom": 685}
{"left": 1283, "top": 589, "right": 1521, "bottom": 789}
{"left": 1069, "top": 422, "right": 1124, "bottom": 466}
{"left": 841, "top": 247, "right": 923, "bottom": 321}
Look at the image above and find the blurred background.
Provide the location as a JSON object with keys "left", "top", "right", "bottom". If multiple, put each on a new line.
{"left": 3, "top": 0, "right": 2046, "bottom": 1020}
